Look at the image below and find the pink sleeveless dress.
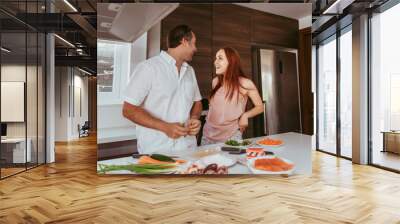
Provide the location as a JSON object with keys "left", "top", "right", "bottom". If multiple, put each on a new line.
{"left": 203, "top": 86, "right": 248, "bottom": 142}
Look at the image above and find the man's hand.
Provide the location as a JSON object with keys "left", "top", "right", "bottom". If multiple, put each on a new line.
{"left": 162, "top": 123, "right": 189, "bottom": 139}
{"left": 187, "top": 119, "right": 201, "bottom": 136}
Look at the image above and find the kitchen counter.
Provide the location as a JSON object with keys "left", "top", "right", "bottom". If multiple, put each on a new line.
{"left": 97, "top": 132, "right": 312, "bottom": 175}
{"left": 97, "top": 127, "right": 136, "bottom": 144}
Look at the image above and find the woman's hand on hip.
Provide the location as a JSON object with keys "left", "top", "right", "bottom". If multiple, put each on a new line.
{"left": 238, "top": 114, "right": 248, "bottom": 133}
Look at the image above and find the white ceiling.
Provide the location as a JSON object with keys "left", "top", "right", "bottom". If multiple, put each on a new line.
{"left": 234, "top": 3, "right": 312, "bottom": 20}
{"left": 97, "top": 3, "right": 178, "bottom": 42}
{"left": 110, "top": 3, "right": 178, "bottom": 43}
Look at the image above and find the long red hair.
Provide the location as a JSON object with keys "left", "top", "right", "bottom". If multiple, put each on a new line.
{"left": 210, "top": 47, "right": 247, "bottom": 102}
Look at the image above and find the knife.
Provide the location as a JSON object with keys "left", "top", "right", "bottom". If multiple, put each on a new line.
{"left": 131, "top": 154, "right": 179, "bottom": 159}
{"left": 221, "top": 146, "right": 242, "bottom": 152}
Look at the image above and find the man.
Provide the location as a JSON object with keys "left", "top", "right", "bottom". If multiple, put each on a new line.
{"left": 122, "top": 25, "right": 202, "bottom": 154}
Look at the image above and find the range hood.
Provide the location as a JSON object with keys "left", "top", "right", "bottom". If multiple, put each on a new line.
{"left": 109, "top": 3, "right": 178, "bottom": 43}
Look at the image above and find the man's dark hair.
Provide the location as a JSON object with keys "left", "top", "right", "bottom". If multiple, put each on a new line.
{"left": 167, "top": 25, "right": 193, "bottom": 48}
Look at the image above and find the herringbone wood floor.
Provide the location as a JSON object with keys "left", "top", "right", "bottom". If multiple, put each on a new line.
{"left": 1, "top": 134, "right": 400, "bottom": 224}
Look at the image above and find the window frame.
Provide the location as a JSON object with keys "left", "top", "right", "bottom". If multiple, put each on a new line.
{"left": 315, "top": 23, "right": 353, "bottom": 161}
{"left": 368, "top": 0, "right": 400, "bottom": 173}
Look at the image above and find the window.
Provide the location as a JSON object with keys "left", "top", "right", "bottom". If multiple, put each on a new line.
{"left": 97, "top": 39, "right": 131, "bottom": 105}
{"left": 0, "top": 2, "right": 46, "bottom": 179}
{"left": 97, "top": 41, "right": 117, "bottom": 93}
{"left": 339, "top": 28, "right": 352, "bottom": 158}
{"left": 390, "top": 74, "right": 400, "bottom": 130}
{"left": 317, "top": 36, "right": 337, "bottom": 155}
{"left": 370, "top": 2, "right": 400, "bottom": 171}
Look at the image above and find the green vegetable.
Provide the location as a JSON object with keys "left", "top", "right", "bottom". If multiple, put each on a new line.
{"left": 225, "top": 139, "right": 252, "bottom": 146}
{"left": 98, "top": 163, "right": 176, "bottom": 174}
{"left": 241, "top": 140, "right": 252, "bottom": 146}
{"left": 150, "top": 154, "right": 175, "bottom": 162}
{"left": 225, "top": 140, "right": 240, "bottom": 146}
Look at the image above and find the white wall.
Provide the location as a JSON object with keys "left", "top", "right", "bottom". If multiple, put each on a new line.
{"left": 55, "top": 67, "right": 69, "bottom": 141}
{"left": 1, "top": 63, "right": 46, "bottom": 164}
{"left": 54, "top": 67, "right": 89, "bottom": 141}
{"left": 299, "top": 15, "right": 312, "bottom": 30}
{"left": 1, "top": 64, "right": 26, "bottom": 131}
{"left": 71, "top": 74, "right": 89, "bottom": 138}
{"left": 98, "top": 105, "right": 131, "bottom": 130}
{"left": 130, "top": 32, "right": 148, "bottom": 80}
{"left": 147, "top": 22, "right": 161, "bottom": 58}
{"left": 1, "top": 65, "right": 25, "bottom": 81}
{"left": 1, "top": 65, "right": 36, "bottom": 138}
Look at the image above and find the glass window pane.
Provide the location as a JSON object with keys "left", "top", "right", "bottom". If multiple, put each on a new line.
{"left": 1, "top": 31, "right": 27, "bottom": 177}
{"left": 97, "top": 41, "right": 115, "bottom": 93}
{"left": 0, "top": 1, "right": 46, "bottom": 179}
{"left": 27, "top": 31, "right": 38, "bottom": 168}
{"left": 38, "top": 33, "right": 45, "bottom": 165}
{"left": 371, "top": 3, "right": 400, "bottom": 171}
{"left": 340, "top": 29, "right": 352, "bottom": 158}
{"left": 97, "top": 40, "right": 130, "bottom": 94}
{"left": 318, "top": 37, "right": 337, "bottom": 154}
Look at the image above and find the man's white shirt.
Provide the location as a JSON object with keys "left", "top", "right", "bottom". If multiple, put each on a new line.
{"left": 123, "top": 51, "right": 202, "bottom": 154}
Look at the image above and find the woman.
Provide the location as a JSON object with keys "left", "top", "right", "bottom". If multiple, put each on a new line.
{"left": 201, "top": 47, "right": 264, "bottom": 145}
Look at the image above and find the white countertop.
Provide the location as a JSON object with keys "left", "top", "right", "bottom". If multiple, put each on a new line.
{"left": 97, "top": 132, "right": 312, "bottom": 175}
{"left": 1, "top": 137, "right": 31, "bottom": 143}
{"left": 97, "top": 127, "right": 136, "bottom": 144}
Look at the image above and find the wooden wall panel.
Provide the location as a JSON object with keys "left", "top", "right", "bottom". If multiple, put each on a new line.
{"left": 212, "top": 4, "right": 252, "bottom": 76}
{"left": 212, "top": 5, "right": 252, "bottom": 44}
{"left": 191, "top": 56, "right": 213, "bottom": 98}
{"left": 98, "top": 139, "right": 137, "bottom": 160}
{"left": 161, "top": 4, "right": 212, "bottom": 57}
{"left": 298, "top": 27, "right": 313, "bottom": 135}
{"left": 162, "top": 18, "right": 212, "bottom": 57}
{"left": 88, "top": 76, "right": 97, "bottom": 132}
{"left": 251, "top": 11, "right": 299, "bottom": 49}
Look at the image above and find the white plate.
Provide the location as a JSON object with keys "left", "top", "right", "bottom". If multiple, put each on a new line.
{"left": 191, "top": 147, "right": 221, "bottom": 158}
{"left": 247, "top": 155, "right": 295, "bottom": 175}
{"left": 199, "top": 153, "right": 237, "bottom": 167}
{"left": 255, "top": 140, "right": 284, "bottom": 148}
{"left": 256, "top": 143, "right": 285, "bottom": 148}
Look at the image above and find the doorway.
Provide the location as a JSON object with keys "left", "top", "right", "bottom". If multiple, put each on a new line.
{"left": 252, "top": 46, "right": 302, "bottom": 137}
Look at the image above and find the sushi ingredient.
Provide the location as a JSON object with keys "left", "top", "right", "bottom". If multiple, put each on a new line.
{"left": 257, "top": 138, "right": 283, "bottom": 146}
{"left": 254, "top": 157, "right": 293, "bottom": 171}
{"left": 98, "top": 163, "right": 177, "bottom": 174}
{"left": 246, "top": 148, "right": 265, "bottom": 158}
{"left": 225, "top": 140, "right": 240, "bottom": 146}
{"left": 225, "top": 139, "right": 252, "bottom": 146}
{"left": 150, "top": 154, "right": 175, "bottom": 162}
{"left": 138, "top": 155, "right": 186, "bottom": 165}
{"left": 179, "top": 163, "right": 228, "bottom": 174}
